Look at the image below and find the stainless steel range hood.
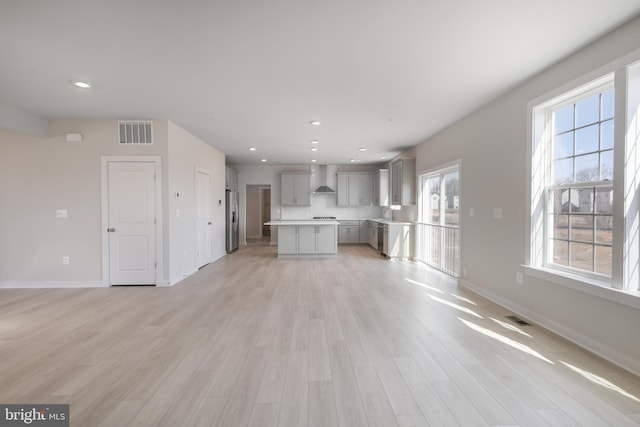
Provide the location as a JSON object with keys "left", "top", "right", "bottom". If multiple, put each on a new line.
{"left": 312, "top": 165, "right": 336, "bottom": 194}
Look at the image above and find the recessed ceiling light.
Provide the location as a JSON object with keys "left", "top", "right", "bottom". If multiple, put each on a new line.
{"left": 261, "top": 158, "right": 267, "bottom": 162}
{"left": 72, "top": 80, "right": 92, "bottom": 89}
{"left": 381, "top": 156, "right": 387, "bottom": 160}
{"left": 350, "top": 159, "right": 356, "bottom": 163}
{"left": 310, "top": 140, "right": 319, "bottom": 144}
{"left": 311, "top": 147, "right": 318, "bottom": 152}
{"left": 249, "top": 147, "right": 256, "bottom": 151}
{"left": 311, "top": 159, "right": 317, "bottom": 163}
{"left": 310, "top": 120, "right": 321, "bottom": 126}
{"left": 359, "top": 148, "right": 367, "bottom": 152}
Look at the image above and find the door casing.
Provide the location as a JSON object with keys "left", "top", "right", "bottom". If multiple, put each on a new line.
{"left": 101, "top": 156, "right": 163, "bottom": 286}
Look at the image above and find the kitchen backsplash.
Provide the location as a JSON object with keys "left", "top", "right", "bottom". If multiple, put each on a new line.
{"left": 280, "top": 194, "right": 385, "bottom": 220}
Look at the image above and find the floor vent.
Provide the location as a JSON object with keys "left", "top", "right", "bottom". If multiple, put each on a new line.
{"left": 119, "top": 120, "right": 153, "bottom": 145}
{"left": 506, "top": 315, "right": 531, "bottom": 326}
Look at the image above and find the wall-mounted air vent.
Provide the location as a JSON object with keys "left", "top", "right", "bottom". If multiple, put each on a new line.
{"left": 118, "top": 120, "right": 153, "bottom": 145}
{"left": 506, "top": 315, "right": 531, "bottom": 326}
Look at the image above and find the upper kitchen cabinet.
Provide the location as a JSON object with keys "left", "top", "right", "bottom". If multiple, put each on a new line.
{"left": 225, "top": 167, "right": 237, "bottom": 191}
{"left": 390, "top": 158, "right": 415, "bottom": 205}
{"left": 336, "top": 172, "right": 373, "bottom": 206}
{"left": 374, "top": 169, "right": 389, "bottom": 206}
{"left": 281, "top": 173, "right": 311, "bottom": 206}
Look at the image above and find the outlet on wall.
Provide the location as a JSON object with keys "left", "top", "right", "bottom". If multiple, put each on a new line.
{"left": 462, "top": 267, "right": 467, "bottom": 277}
{"left": 516, "top": 271, "right": 523, "bottom": 284}
{"left": 62, "top": 256, "right": 70, "bottom": 265}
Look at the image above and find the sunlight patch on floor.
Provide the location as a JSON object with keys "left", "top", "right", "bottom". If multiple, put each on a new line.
{"left": 428, "top": 294, "right": 482, "bottom": 318}
{"left": 560, "top": 361, "right": 640, "bottom": 403}
{"left": 459, "top": 317, "right": 554, "bottom": 364}
{"left": 450, "top": 293, "right": 477, "bottom": 305}
{"left": 490, "top": 317, "right": 532, "bottom": 338}
{"left": 404, "top": 277, "right": 444, "bottom": 294}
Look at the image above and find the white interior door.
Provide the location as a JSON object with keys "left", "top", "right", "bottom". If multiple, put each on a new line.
{"left": 196, "top": 170, "right": 212, "bottom": 268}
{"left": 107, "top": 161, "right": 156, "bottom": 285}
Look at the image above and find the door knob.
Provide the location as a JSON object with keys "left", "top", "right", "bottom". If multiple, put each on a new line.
{"left": 107, "top": 228, "right": 116, "bottom": 232}
{"left": 208, "top": 222, "right": 212, "bottom": 225}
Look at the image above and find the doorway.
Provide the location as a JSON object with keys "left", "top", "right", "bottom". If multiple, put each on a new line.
{"left": 196, "top": 168, "right": 212, "bottom": 268}
{"left": 261, "top": 187, "right": 271, "bottom": 239}
{"left": 101, "top": 157, "right": 162, "bottom": 285}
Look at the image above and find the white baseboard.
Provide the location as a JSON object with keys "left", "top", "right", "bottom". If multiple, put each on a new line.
{"left": 0, "top": 280, "right": 106, "bottom": 289}
{"left": 460, "top": 279, "right": 640, "bottom": 377}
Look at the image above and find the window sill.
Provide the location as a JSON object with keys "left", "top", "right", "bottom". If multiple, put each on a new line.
{"left": 523, "top": 265, "right": 640, "bottom": 310}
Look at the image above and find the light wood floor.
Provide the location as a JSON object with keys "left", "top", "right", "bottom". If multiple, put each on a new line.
{"left": 1, "top": 244, "right": 639, "bottom": 426}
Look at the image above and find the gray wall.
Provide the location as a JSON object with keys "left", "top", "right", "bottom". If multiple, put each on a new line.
{"left": 0, "top": 119, "right": 226, "bottom": 287}
{"left": 408, "top": 16, "right": 640, "bottom": 374}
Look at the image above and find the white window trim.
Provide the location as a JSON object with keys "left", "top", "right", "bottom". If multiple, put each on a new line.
{"left": 526, "top": 49, "right": 640, "bottom": 306}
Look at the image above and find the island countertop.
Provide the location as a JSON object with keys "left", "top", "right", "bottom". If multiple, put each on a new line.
{"left": 265, "top": 220, "right": 339, "bottom": 226}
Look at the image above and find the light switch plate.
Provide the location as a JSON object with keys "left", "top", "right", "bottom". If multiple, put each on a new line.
{"left": 493, "top": 208, "right": 503, "bottom": 219}
{"left": 56, "top": 209, "right": 68, "bottom": 218}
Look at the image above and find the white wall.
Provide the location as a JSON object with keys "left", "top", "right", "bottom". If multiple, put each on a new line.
{"left": 0, "top": 119, "right": 169, "bottom": 286}
{"left": 0, "top": 119, "right": 225, "bottom": 287}
{"left": 410, "top": 16, "right": 640, "bottom": 374}
{"left": 230, "top": 164, "right": 384, "bottom": 245}
{"left": 167, "top": 122, "right": 226, "bottom": 285}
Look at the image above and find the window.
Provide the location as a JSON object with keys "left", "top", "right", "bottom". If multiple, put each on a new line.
{"left": 547, "top": 86, "right": 614, "bottom": 277}
{"left": 529, "top": 59, "right": 640, "bottom": 298}
{"left": 417, "top": 163, "right": 460, "bottom": 277}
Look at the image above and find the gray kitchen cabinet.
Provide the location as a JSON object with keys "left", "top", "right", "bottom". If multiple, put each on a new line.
{"left": 278, "top": 225, "right": 298, "bottom": 254}
{"left": 316, "top": 226, "right": 337, "bottom": 253}
{"left": 382, "top": 223, "right": 414, "bottom": 259}
{"left": 338, "top": 220, "right": 360, "bottom": 244}
{"left": 390, "top": 158, "right": 415, "bottom": 205}
{"left": 225, "top": 167, "right": 237, "bottom": 191}
{"left": 374, "top": 169, "right": 389, "bottom": 206}
{"left": 368, "top": 221, "right": 378, "bottom": 248}
{"left": 359, "top": 220, "right": 369, "bottom": 243}
{"left": 281, "top": 173, "right": 311, "bottom": 206}
{"left": 277, "top": 224, "right": 337, "bottom": 256}
{"left": 336, "top": 173, "right": 373, "bottom": 206}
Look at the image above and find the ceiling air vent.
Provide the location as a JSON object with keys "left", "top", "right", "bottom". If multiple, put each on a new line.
{"left": 118, "top": 120, "right": 153, "bottom": 145}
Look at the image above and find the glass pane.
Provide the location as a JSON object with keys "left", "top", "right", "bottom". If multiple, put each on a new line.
{"left": 570, "top": 242, "right": 594, "bottom": 271}
{"left": 570, "top": 215, "right": 593, "bottom": 243}
{"left": 595, "top": 186, "right": 613, "bottom": 213}
{"left": 552, "top": 240, "right": 569, "bottom": 266}
{"left": 553, "top": 158, "right": 574, "bottom": 184}
{"left": 426, "top": 177, "right": 440, "bottom": 224}
{"left": 601, "top": 119, "right": 614, "bottom": 150}
{"left": 600, "top": 150, "right": 613, "bottom": 180}
{"left": 594, "top": 245, "right": 612, "bottom": 276}
{"left": 575, "top": 124, "right": 599, "bottom": 155}
{"left": 575, "top": 153, "right": 599, "bottom": 182}
{"left": 571, "top": 187, "right": 593, "bottom": 214}
{"left": 553, "top": 215, "right": 569, "bottom": 239}
{"left": 554, "top": 132, "right": 574, "bottom": 159}
{"left": 601, "top": 88, "right": 614, "bottom": 120}
{"left": 575, "top": 94, "right": 600, "bottom": 127}
{"left": 595, "top": 216, "right": 613, "bottom": 244}
{"left": 551, "top": 189, "right": 570, "bottom": 214}
{"left": 554, "top": 105, "right": 574, "bottom": 134}
{"left": 443, "top": 172, "right": 459, "bottom": 226}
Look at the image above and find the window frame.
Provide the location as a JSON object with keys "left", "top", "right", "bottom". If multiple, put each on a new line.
{"left": 541, "top": 81, "right": 615, "bottom": 282}
{"left": 526, "top": 54, "right": 640, "bottom": 309}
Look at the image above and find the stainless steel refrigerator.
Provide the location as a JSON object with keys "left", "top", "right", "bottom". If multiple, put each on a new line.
{"left": 225, "top": 190, "right": 239, "bottom": 253}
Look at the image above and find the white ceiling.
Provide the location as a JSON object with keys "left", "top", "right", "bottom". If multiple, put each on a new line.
{"left": 1, "top": 1, "right": 639, "bottom": 165}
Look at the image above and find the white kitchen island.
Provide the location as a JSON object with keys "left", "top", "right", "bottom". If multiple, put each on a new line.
{"left": 264, "top": 220, "right": 339, "bottom": 258}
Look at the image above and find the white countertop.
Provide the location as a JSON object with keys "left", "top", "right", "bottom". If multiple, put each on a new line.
{"left": 265, "top": 220, "right": 339, "bottom": 226}
{"left": 265, "top": 219, "right": 413, "bottom": 226}
{"left": 367, "top": 218, "right": 414, "bottom": 226}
